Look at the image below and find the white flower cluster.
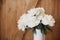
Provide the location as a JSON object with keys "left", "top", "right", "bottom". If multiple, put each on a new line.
{"left": 17, "top": 8, "right": 55, "bottom": 31}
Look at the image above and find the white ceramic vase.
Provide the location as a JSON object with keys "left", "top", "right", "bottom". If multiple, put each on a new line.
{"left": 34, "top": 29, "right": 45, "bottom": 40}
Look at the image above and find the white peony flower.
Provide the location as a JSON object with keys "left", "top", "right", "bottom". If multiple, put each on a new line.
{"left": 25, "top": 15, "right": 40, "bottom": 28}
{"left": 27, "top": 8, "right": 45, "bottom": 17}
{"left": 37, "top": 13, "right": 45, "bottom": 20}
{"left": 17, "top": 20, "right": 26, "bottom": 31}
{"left": 18, "top": 22, "right": 26, "bottom": 31}
{"left": 37, "top": 13, "right": 55, "bottom": 27}
{"left": 38, "top": 14, "right": 55, "bottom": 26}
{"left": 45, "top": 15, "right": 55, "bottom": 26}
{"left": 17, "top": 13, "right": 27, "bottom": 31}
{"left": 17, "top": 13, "right": 40, "bottom": 30}
{"left": 17, "top": 7, "right": 55, "bottom": 31}
{"left": 26, "top": 17, "right": 40, "bottom": 28}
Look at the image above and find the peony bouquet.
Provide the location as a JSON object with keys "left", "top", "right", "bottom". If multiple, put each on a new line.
{"left": 17, "top": 7, "right": 55, "bottom": 35}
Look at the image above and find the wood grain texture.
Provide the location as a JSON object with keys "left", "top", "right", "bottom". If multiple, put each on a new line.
{"left": 0, "top": 0, "right": 2, "bottom": 40}
{"left": 1, "top": 0, "right": 38, "bottom": 40}
{"left": 0, "top": 0, "right": 60, "bottom": 40}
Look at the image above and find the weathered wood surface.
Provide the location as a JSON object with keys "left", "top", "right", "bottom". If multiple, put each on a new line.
{"left": 0, "top": 0, "right": 60, "bottom": 40}
{"left": 1, "top": 0, "right": 38, "bottom": 40}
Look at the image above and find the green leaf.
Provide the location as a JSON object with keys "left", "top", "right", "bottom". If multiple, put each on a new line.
{"left": 46, "top": 26, "right": 52, "bottom": 32}
{"left": 33, "top": 29, "right": 36, "bottom": 34}
{"left": 40, "top": 24, "right": 47, "bottom": 35}
{"left": 41, "top": 27, "right": 47, "bottom": 35}
{"left": 25, "top": 27, "right": 31, "bottom": 30}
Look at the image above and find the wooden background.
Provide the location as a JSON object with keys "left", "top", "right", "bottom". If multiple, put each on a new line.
{"left": 0, "top": 0, "right": 60, "bottom": 40}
